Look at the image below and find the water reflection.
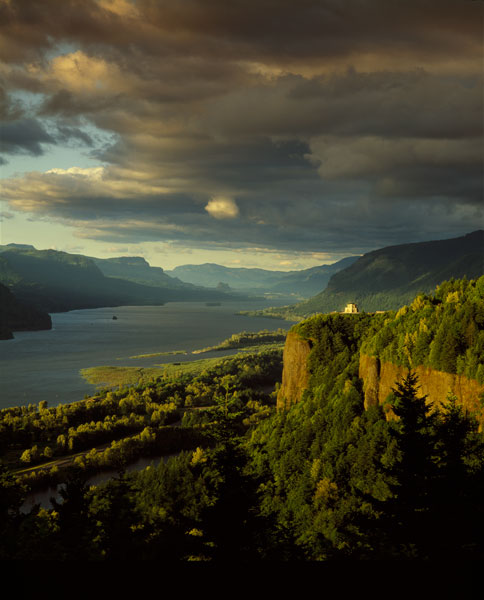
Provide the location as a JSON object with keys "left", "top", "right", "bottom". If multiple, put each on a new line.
{"left": 21, "top": 452, "right": 179, "bottom": 513}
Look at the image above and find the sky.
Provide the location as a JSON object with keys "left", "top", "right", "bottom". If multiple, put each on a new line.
{"left": 0, "top": 0, "right": 482, "bottom": 271}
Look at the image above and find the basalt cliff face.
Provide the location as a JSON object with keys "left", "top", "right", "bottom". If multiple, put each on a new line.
{"left": 276, "top": 330, "right": 312, "bottom": 411}
{"left": 359, "top": 354, "right": 484, "bottom": 423}
{"left": 277, "top": 331, "right": 484, "bottom": 426}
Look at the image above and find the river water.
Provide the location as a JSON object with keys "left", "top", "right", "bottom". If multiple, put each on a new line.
{"left": 0, "top": 300, "right": 291, "bottom": 409}
{"left": 2, "top": 299, "right": 292, "bottom": 511}
{"left": 21, "top": 453, "right": 183, "bottom": 512}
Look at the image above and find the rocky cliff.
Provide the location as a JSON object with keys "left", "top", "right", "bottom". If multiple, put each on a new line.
{"left": 359, "top": 354, "right": 484, "bottom": 423}
{"left": 277, "top": 330, "right": 484, "bottom": 426}
{"left": 276, "top": 330, "right": 312, "bottom": 410}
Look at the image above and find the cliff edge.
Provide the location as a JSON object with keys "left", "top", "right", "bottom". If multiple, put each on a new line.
{"left": 276, "top": 330, "right": 312, "bottom": 410}
{"left": 277, "top": 339, "right": 484, "bottom": 424}
{"left": 359, "top": 353, "right": 484, "bottom": 424}
{"left": 276, "top": 277, "right": 484, "bottom": 426}
{"left": 276, "top": 337, "right": 484, "bottom": 427}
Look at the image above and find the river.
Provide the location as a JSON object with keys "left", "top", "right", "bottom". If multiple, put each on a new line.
{"left": 0, "top": 299, "right": 291, "bottom": 409}
{"left": 21, "top": 452, "right": 181, "bottom": 512}
{"left": 3, "top": 298, "right": 293, "bottom": 512}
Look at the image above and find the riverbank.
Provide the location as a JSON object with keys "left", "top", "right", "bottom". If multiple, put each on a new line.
{"left": 21, "top": 450, "right": 182, "bottom": 512}
{"left": 0, "top": 301, "right": 290, "bottom": 408}
{"left": 3, "top": 348, "right": 282, "bottom": 516}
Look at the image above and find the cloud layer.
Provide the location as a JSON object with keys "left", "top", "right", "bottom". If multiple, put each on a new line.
{"left": 0, "top": 0, "right": 482, "bottom": 259}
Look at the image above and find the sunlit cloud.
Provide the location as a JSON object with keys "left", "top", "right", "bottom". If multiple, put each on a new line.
{"left": 96, "top": 0, "right": 139, "bottom": 19}
{"left": 205, "top": 197, "right": 240, "bottom": 220}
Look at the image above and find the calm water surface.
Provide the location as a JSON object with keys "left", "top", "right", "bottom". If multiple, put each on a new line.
{"left": 21, "top": 453, "right": 180, "bottom": 512}
{"left": 0, "top": 300, "right": 290, "bottom": 409}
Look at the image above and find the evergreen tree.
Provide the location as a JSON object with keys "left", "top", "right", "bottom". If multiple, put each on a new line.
{"left": 369, "top": 372, "right": 439, "bottom": 558}
{"left": 366, "top": 373, "right": 484, "bottom": 559}
{"left": 198, "top": 409, "right": 260, "bottom": 560}
{"left": 0, "top": 462, "right": 25, "bottom": 558}
{"left": 49, "top": 468, "right": 99, "bottom": 560}
{"left": 430, "top": 397, "right": 484, "bottom": 558}
{"left": 88, "top": 474, "right": 142, "bottom": 560}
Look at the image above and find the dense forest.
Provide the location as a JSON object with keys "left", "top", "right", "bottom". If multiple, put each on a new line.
{"left": 359, "top": 277, "right": 484, "bottom": 382}
{"left": 1, "top": 277, "right": 483, "bottom": 560}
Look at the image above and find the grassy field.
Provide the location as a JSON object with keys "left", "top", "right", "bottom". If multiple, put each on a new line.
{"left": 81, "top": 323, "right": 288, "bottom": 392}
{"left": 126, "top": 350, "right": 187, "bottom": 360}
{"left": 191, "top": 329, "right": 287, "bottom": 354}
{"left": 237, "top": 308, "right": 303, "bottom": 322}
{"left": 81, "top": 355, "right": 239, "bottom": 388}
{"left": 192, "top": 340, "right": 285, "bottom": 354}
{"left": 80, "top": 344, "right": 284, "bottom": 389}
{"left": 80, "top": 365, "right": 166, "bottom": 387}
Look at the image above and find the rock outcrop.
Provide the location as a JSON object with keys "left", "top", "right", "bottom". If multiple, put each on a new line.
{"left": 276, "top": 330, "right": 312, "bottom": 410}
{"left": 276, "top": 332, "right": 484, "bottom": 427}
{"left": 359, "top": 354, "right": 484, "bottom": 424}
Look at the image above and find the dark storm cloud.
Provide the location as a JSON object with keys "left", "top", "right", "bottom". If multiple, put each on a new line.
{"left": 0, "top": 84, "right": 24, "bottom": 121}
{"left": 1, "top": 0, "right": 480, "bottom": 68}
{"left": 0, "top": 116, "right": 94, "bottom": 159}
{"left": 0, "top": 118, "right": 55, "bottom": 155}
{"left": 0, "top": 0, "right": 482, "bottom": 257}
{"left": 39, "top": 89, "right": 122, "bottom": 118}
{"left": 205, "top": 70, "right": 482, "bottom": 140}
{"left": 55, "top": 124, "right": 94, "bottom": 146}
{"left": 96, "top": 134, "right": 317, "bottom": 190}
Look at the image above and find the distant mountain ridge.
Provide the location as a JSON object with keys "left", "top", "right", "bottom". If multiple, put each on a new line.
{"left": 90, "top": 255, "right": 198, "bottom": 290}
{"left": 0, "top": 246, "right": 247, "bottom": 313}
{"left": 167, "top": 256, "right": 358, "bottom": 297}
{"left": 295, "top": 230, "right": 484, "bottom": 315}
{"left": 0, "top": 245, "right": 359, "bottom": 319}
{"left": 3, "top": 231, "right": 478, "bottom": 321}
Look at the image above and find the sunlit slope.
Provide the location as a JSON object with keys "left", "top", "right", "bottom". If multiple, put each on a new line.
{"left": 295, "top": 230, "right": 484, "bottom": 314}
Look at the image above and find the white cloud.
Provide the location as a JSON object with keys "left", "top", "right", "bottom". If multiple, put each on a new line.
{"left": 205, "top": 196, "right": 239, "bottom": 220}
{"left": 46, "top": 166, "right": 105, "bottom": 179}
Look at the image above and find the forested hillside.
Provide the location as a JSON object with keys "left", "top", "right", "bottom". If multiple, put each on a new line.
{"left": 1, "top": 278, "right": 483, "bottom": 560}
{"left": 295, "top": 230, "right": 484, "bottom": 314}
{"left": 360, "top": 276, "right": 484, "bottom": 382}
{"left": 0, "top": 283, "right": 52, "bottom": 339}
{"left": 251, "top": 276, "right": 484, "bottom": 558}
